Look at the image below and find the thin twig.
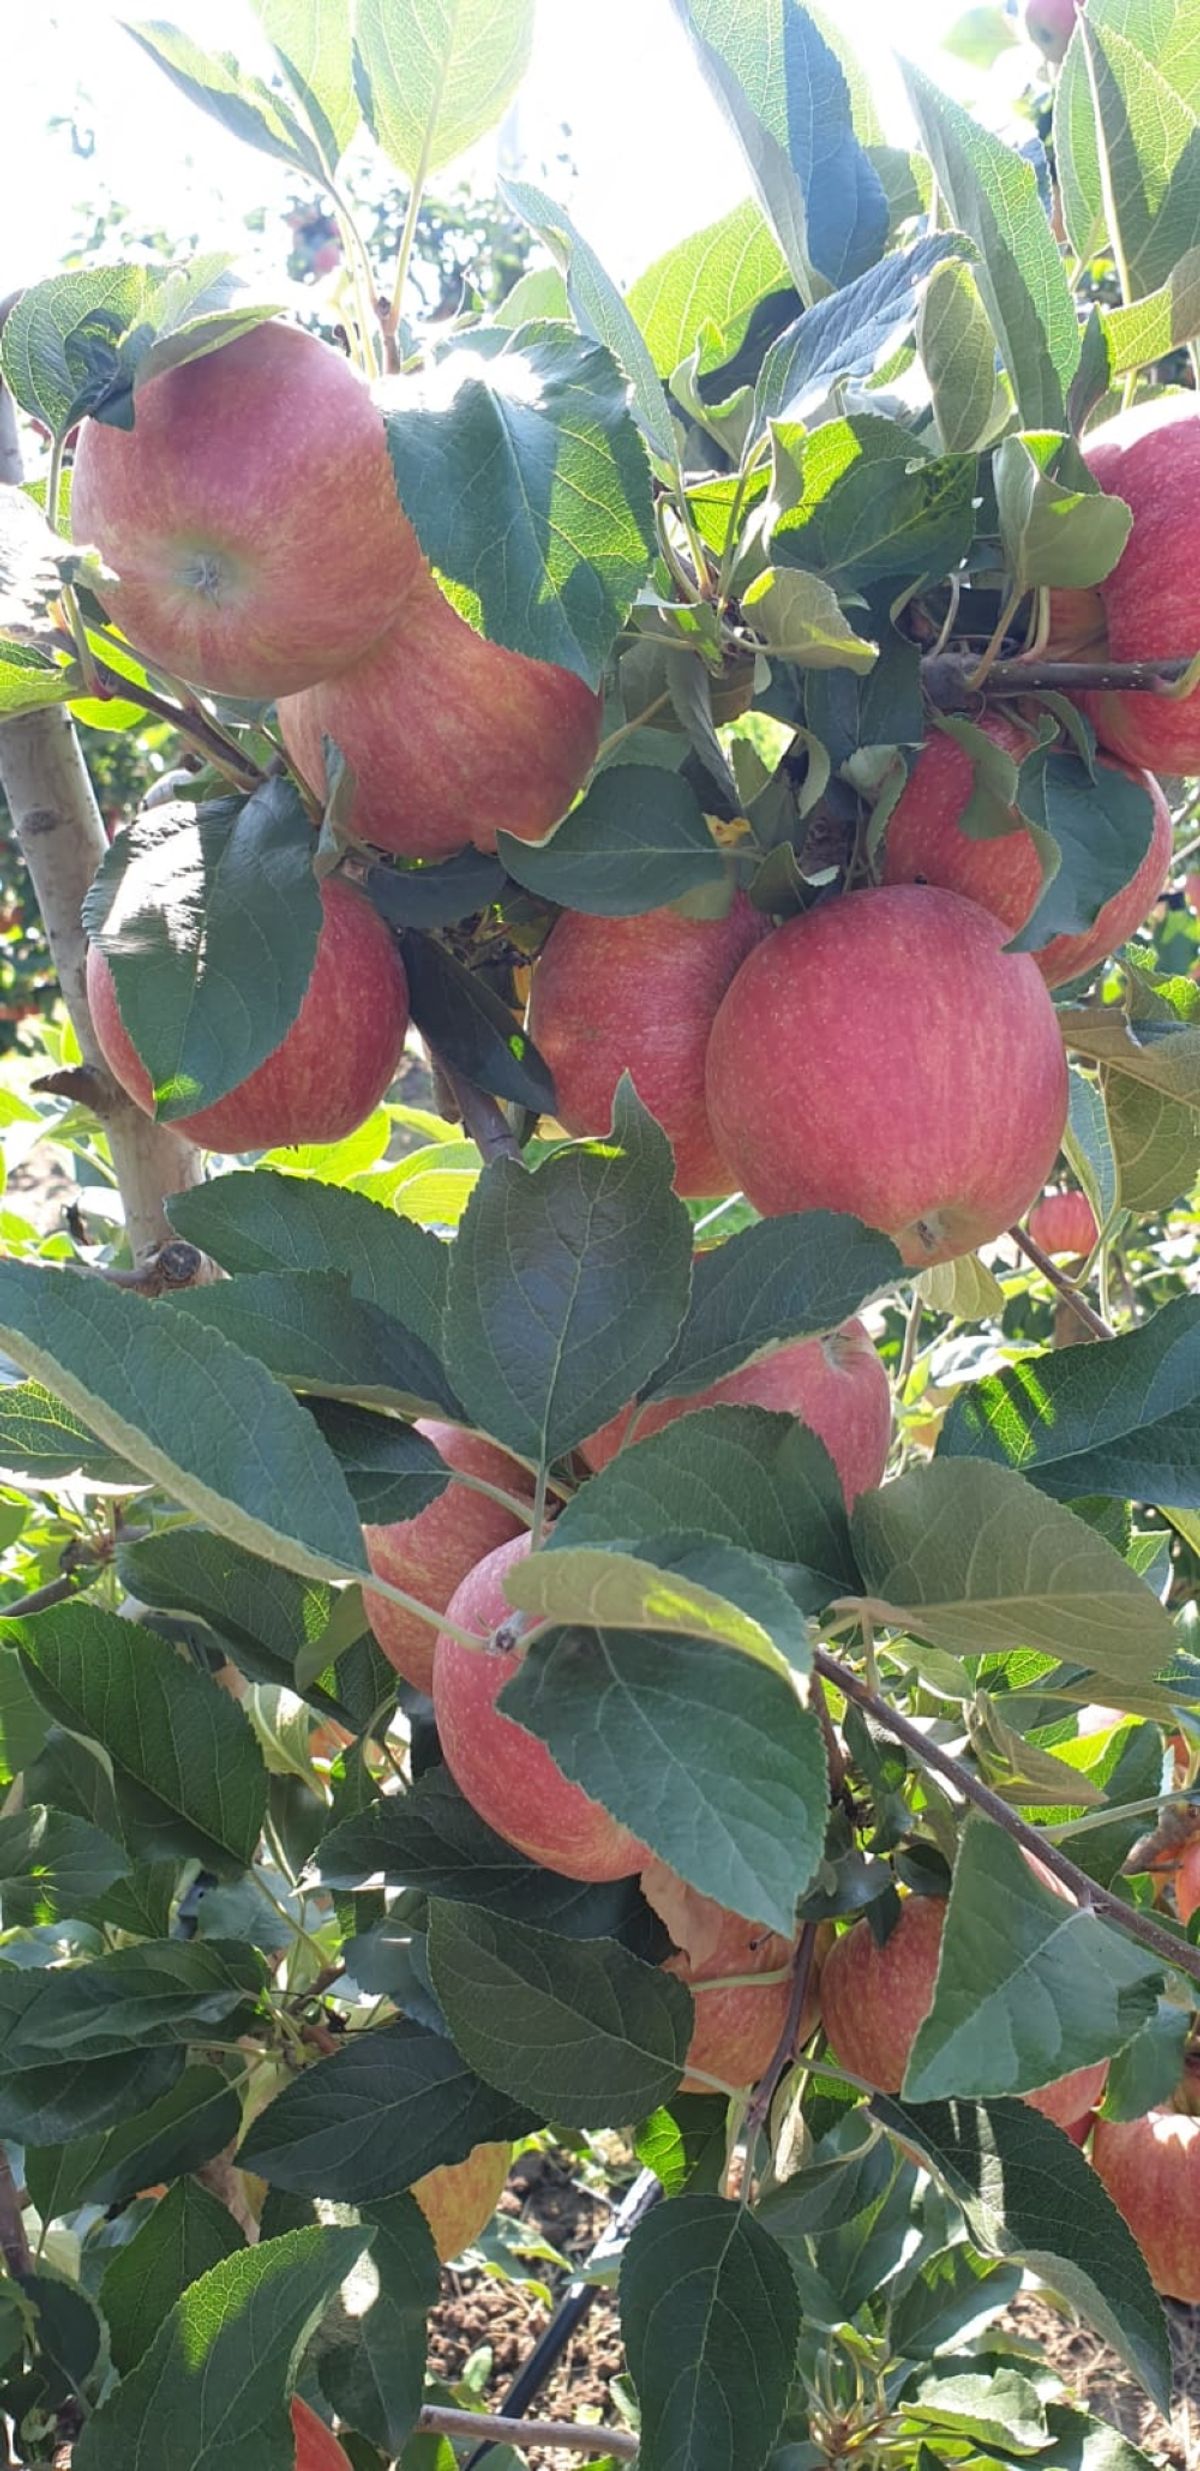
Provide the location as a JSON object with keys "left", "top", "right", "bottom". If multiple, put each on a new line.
{"left": 0, "top": 1571, "right": 84, "bottom": 1622}
{"left": 1010, "top": 1225, "right": 1114, "bottom": 1341}
{"left": 0, "top": 2150, "right": 31, "bottom": 2278}
{"left": 813, "top": 1643, "right": 1200, "bottom": 1987}
{"left": 434, "top": 1055, "right": 524, "bottom": 1164}
{"left": 923, "top": 650, "right": 1199, "bottom": 711}
{"left": 416, "top": 2406, "right": 638, "bottom": 2460}
{"left": 740, "top": 1920, "right": 821, "bottom": 2167}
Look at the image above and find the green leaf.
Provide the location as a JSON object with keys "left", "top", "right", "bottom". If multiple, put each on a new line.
{"left": 904, "top": 1818, "right": 1161, "bottom": 2101}
{"left": 938, "top": 1294, "right": 1200, "bottom": 1510}
{"left": 0, "top": 1939, "right": 264, "bottom": 2071}
{"left": 316, "top": 1766, "right": 657, "bottom": 1942}
{"left": 82, "top": 784, "right": 321, "bottom": 1123}
{"left": 1061, "top": 1005, "right": 1200, "bottom": 1106}
{"left": 0, "top": 1379, "right": 138, "bottom": 1484}
{"left": 919, "top": 260, "right": 1000, "bottom": 454}
{"left": 650, "top": 1213, "right": 900, "bottom": 1400}
{"left": 502, "top": 178, "right": 676, "bottom": 464}
{"left": 754, "top": 233, "right": 976, "bottom": 425}
{"left": 100, "top": 2178, "right": 246, "bottom": 2372}
{"left": 1103, "top": 247, "right": 1200, "bottom": 372}
{"left": 621, "top": 2192, "right": 801, "bottom": 2471}
{"left": 769, "top": 414, "right": 977, "bottom": 592}
{"left": 0, "top": 2046, "right": 184, "bottom": 2146}
{"left": 628, "top": 201, "right": 790, "bottom": 378}
{"left": 0, "top": 641, "right": 77, "bottom": 718}
{"left": 506, "top": 1540, "right": 807, "bottom": 1677}
{"left": 903, "top": 2364, "right": 1048, "bottom": 2452}
{"left": 354, "top": 0, "right": 532, "bottom": 179}
{"left": 400, "top": 929, "right": 555, "bottom": 1113}
{"left": 314, "top": 2194, "right": 438, "bottom": 2454}
{"left": 1, "top": 265, "right": 149, "bottom": 438}
{"left": 167, "top": 1167, "right": 448, "bottom": 1359}
{"left": 633, "top": 2097, "right": 730, "bottom": 2198}
{"left": 115, "top": 1524, "right": 385, "bottom": 1714}
{"left": 902, "top": 60, "right": 1080, "bottom": 427}
{"left": 163, "top": 1269, "right": 456, "bottom": 1420}
{"left": 1103, "top": 1998, "right": 1192, "bottom": 2121}
{"left": 741, "top": 568, "right": 877, "bottom": 671}
{"left": 73, "top": 2225, "right": 369, "bottom": 2471}
{"left": 383, "top": 321, "right": 654, "bottom": 689}
{"left": 251, "top": 0, "right": 358, "bottom": 167}
{"left": 1064, "top": 1066, "right": 1118, "bottom": 1230}
{"left": 1056, "top": 19, "right": 1200, "bottom": 300}
{"left": 1104, "top": 1070, "right": 1200, "bottom": 1215}
{"left": 0, "top": 1260, "right": 369, "bottom": 1583}
{"left": 889, "top": 2246, "right": 1023, "bottom": 2357}
{"left": 555, "top": 1404, "right": 858, "bottom": 1607}
{"left": 852, "top": 1459, "right": 1178, "bottom": 1681}
{"left": 500, "top": 1613, "right": 829, "bottom": 1934}
{"left": 122, "top": 19, "right": 328, "bottom": 181}
{"left": 499, "top": 764, "right": 726, "bottom": 916}
{"left": 240, "top": 2018, "right": 540, "bottom": 2199}
{"left": 428, "top": 1901, "right": 691, "bottom": 2121}
{"left": 365, "top": 845, "right": 506, "bottom": 930}
{"left": 993, "top": 433, "right": 1133, "bottom": 591}
{"left": 26, "top": 2063, "right": 243, "bottom": 2217}
{"left": 875, "top": 2096, "right": 1170, "bottom": 2409}
{"left": 0, "top": 1805, "right": 130, "bottom": 1925}
{"left": 443, "top": 1080, "right": 692, "bottom": 1465}
{"left": 670, "top": 0, "right": 888, "bottom": 297}
{"left": 8, "top": 1600, "right": 268, "bottom": 1876}
{"left": 1008, "top": 747, "right": 1155, "bottom": 953}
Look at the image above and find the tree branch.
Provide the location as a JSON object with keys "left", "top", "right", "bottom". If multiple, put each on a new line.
{"left": 740, "top": 1919, "right": 821, "bottom": 2164}
{"left": 432, "top": 1054, "right": 524, "bottom": 1163}
{"left": 923, "top": 650, "right": 1197, "bottom": 710}
{"left": 0, "top": 380, "right": 204, "bottom": 1258}
{"left": 813, "top": 1642, "right": 1200, "bottom": 1987}
{"left": 1010, "top": 1226, "right": 1114, "bottom": 1341}
{"left": 417, "top": 2406, "right": 638, "bottom": 2460}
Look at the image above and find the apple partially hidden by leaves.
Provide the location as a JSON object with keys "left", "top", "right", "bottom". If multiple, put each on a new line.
{"left": 583, "top": 1320, "right": 892, "bottom": 1509}
{"left": 529, "top": 893, "right": 765, "bottom": 1198}
{"left": 87, "top": 878, "right": 409, "bottom": 1152}
{"left": 1092, "top": 2110, "right": 1200, "bottom": 2301}
{"left": 364, "top": 1424, "right": 533, "bottom": 1694}
{"left": 291, "top": 2396, "right": 352, "bottom": 2471}
{"left": 1052, "top": 398, "right": 1200, "bottom": 775}
{"left": 881, "top": 711, "right": 1172, "bottom": 989}
{"left": 819, "top": 1892, "right": 1108, "bottom": 2128}
{"left": 72, "top": 322, "right": 423, "bottom": 699}
{"left": 1024, "top": 0, "right": 1078, "bottom": 62}
{"left": 706, "top": 885, "right": 1069, "bottom": 1267}
{"left": 1028, "top": 1189, "right": 1100, "bottom": 1259}
{"left": 432, "top": 1533, "right": 649, "bottom": 1883}
{"left": 642, "top": 1858, "right": 823, "bottom": 2092}
{"left": 278, "top": 574, "right": 602, "bottom": 858}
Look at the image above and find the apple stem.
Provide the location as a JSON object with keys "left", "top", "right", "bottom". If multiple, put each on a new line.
{"left": 416, "top": 2405, "right": 638, "bottom": 2460}
{"left": 433, "top": 1054, "right": 524, "bottom": 1165}
{"left": 812, "top": 1642, "right": 1200, "bottom": 1989}
{"left": 1010, "top": 1224, "right": 1114, "bottom": 1340}
{"left": 738, "top": 1921, "right": 823, "bottom": 2177}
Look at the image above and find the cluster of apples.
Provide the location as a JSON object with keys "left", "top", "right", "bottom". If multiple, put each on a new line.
{"left": 76, "top": 320, "right": 601, "bottom": 1151}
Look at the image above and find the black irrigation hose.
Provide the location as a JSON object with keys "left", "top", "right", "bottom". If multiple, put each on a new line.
{"left": 460, "top": 2167, "right": 662, "bottom": 2470}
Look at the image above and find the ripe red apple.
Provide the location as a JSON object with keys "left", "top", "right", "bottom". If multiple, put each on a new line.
{"left": 1049, "top": 397, "right": 1200, "bottom": 775}
{"left": 1175, "top": 1836, "right": 1200, "bottom": 1926}
{"left": 819, "top": 1892, "right": 1109, "bottom": 2126}
{"left": 432, "top": 1533, "right": 649, "bottom": 1882}
{"left": 529, "top": 894, "right": 765, "bottom": 1198}
{"left": 1186, "top": 871, "right": 1200, "bottom": 917}
{"left": 1092, "top": 2111, "right": 1200, "bottom": 2300}
{"left": 1024, "top": 0, "right": 1079, "bottom": 61}
{"left": 278, "top": 575, "right": 602, "bottom": 858}
{"left": 1027, "top": 1188, "right": 1100, "bottom": 1258}
{"left": 705, "top": 886, "right": 1069, "bottom": 1268}
{"left": 642, "top": 1857, "right": 822, "bottom": 2092}
{"left": 364, "top": 1423, "right": 533, "bottom": 1694}
{"left": 71, "top": 323, "right": 422, "bottom": 699}
{"left": 412, "top": 2138, "right": 512, "bottom": 2260}
{"left": 291, "top": 2397, "right": 352, "bottom": 2471}
{"left": 88, "top": 877, "right": 409, "bottom": 1153}
{"left": 583, "top": 1319, "right": 891, "bottom": 1509}
{"left": 881, "top": 712, "right": 1172, "bottom": 988}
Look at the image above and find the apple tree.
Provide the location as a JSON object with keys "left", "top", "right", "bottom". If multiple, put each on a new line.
{"left": 1, "top": 0, "right": 1200, "bottom": 2466}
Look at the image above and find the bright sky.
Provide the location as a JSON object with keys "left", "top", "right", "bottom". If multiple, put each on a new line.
{"left": 2, "top": 0, "right": 1026, "bottom": 302}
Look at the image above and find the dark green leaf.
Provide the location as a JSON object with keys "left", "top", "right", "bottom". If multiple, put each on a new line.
{"left": 621, "top": 2192, "right": 801, "bottom": 2471}
{"left": 1009, "top": 747, "right": 1155, "bottom": 953}
{"left": 0, "top": 1379, "right": 137, "bottom": 1485}
{"left": 769, "top": 415, "right": 976, "bottom": 592}
{"left": 918, "top": 258, "right": 1000, "bottom": 454}
{"left": 1056, "top": 18, "right": 1200, "bottom": 300}
{"left": 0, "top": 2045, "right": 184, "bottom": 2145}
{"left": 0, "top": 1938, "right": 264, "bottom": 2070}
{"left": 1103, "top": 2000, "right": 1192, "bottom": 2121}
{"left": 240, "top": 2019, "right": 540, "bottom": 2200}
{"left": 164, "top": 1269, "right": 456, "bottom": 1420}
{"left": 993, "top": 435, "right": 1133, "bottom": 594}
{"left": 0, "top": 1805, "right": 130, "bottom": 1925}
{"left": 315, "top": 2193, "right": 438, "bottom": 2454}
{"left": 902, "top": 2361, "right": 1048, "bottom": 2451}
{"left": 168, "top": 1167, "right": 449, "bottom": 1357}
{"left": 889, "top": 2245, "right": 1023, "bottom": 2357}
{"left": 400, "top": 930, "right": 555, "bottom": 1113}
{"left": 1, "top": 266, "right": 150, "bottom": 437}
{"left": 499, "top": 764, "right": 725, "bottom": 915}
{"left": 940, "top": 1295, "right": 1200, "bottom": 1509}
{"left": 502, "top": 178, "right": 676, "bottom": 464}
{"left": 122, "top": 19, "right": 328, "bottom": 179}
{"left": 428, "top": 1902, "right": 690, "bottom": 2124}
{"left": 650, "top": 1213, "right": 900, "bottom": 1399}
{"left": 363, "top": 846, "right": 505, "bottom": 929}
{"left": 633, "top": 2097, "right": 730, "bottom": 2197}
{"left": 26, "top": 2063, "right": 243, "bottom": 2218}
{"left": 755, "top": 233, "right": 975, "bottom": 425}
{"left": 100, "top": 2178, "right": 246, "bottom": 2372}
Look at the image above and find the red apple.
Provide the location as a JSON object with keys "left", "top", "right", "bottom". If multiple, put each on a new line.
{"left": 642, "top": 1857, "right": 822, "bottom": 2092}
{"left": 1175, "top": 1837, "right": 1200, "bottom": 1926}
{"left": 291, "top": 2397, "right": 352, "bottom": 2471}
{"left": 432, "top": 1533, "right": 649, "bottom": 1882}
{"left": 583, "top": 1319, "right": 891, "bottom": 1508}
{"left": 1050, "top": 397, "right": 1200, "bottom": 775}
{"left": 412, "top": 2138, "right": 512, "bottom": 2260}
{"left": 1186, "top": 872, "right": 1200, "bottom": 918}
{"left": 705, "top": 886, "right": 1069, "bottom": 1268}
{"left": 819, "top": 1892, "right": 1109, "bottom": 2125}
{"left": 87, "top": 877, "right": 409, "bottom": 1153}
{"left": 71, "top": 323, "right": 422, "bottom": 698}
{"left": 1092, "top": 2110, "right": 1200, "bottom": 2300}
{"left": 278, "top": 575, "right": 602, "bottom": 858}
{"left": 364, "top": 1423, "right": 532, "bottom": 1694}
{"left": 881, "top": 712, "right": 1172, "bottom": 988}
{"left": 529, "top": 894, "right": 765, "bottom": 1198}
{"left": 1024, "top": 0, "right": 1079, "bottom": 61}
{"left": 1027, "top": 1188, "right": 1100, "bottom": 1258}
